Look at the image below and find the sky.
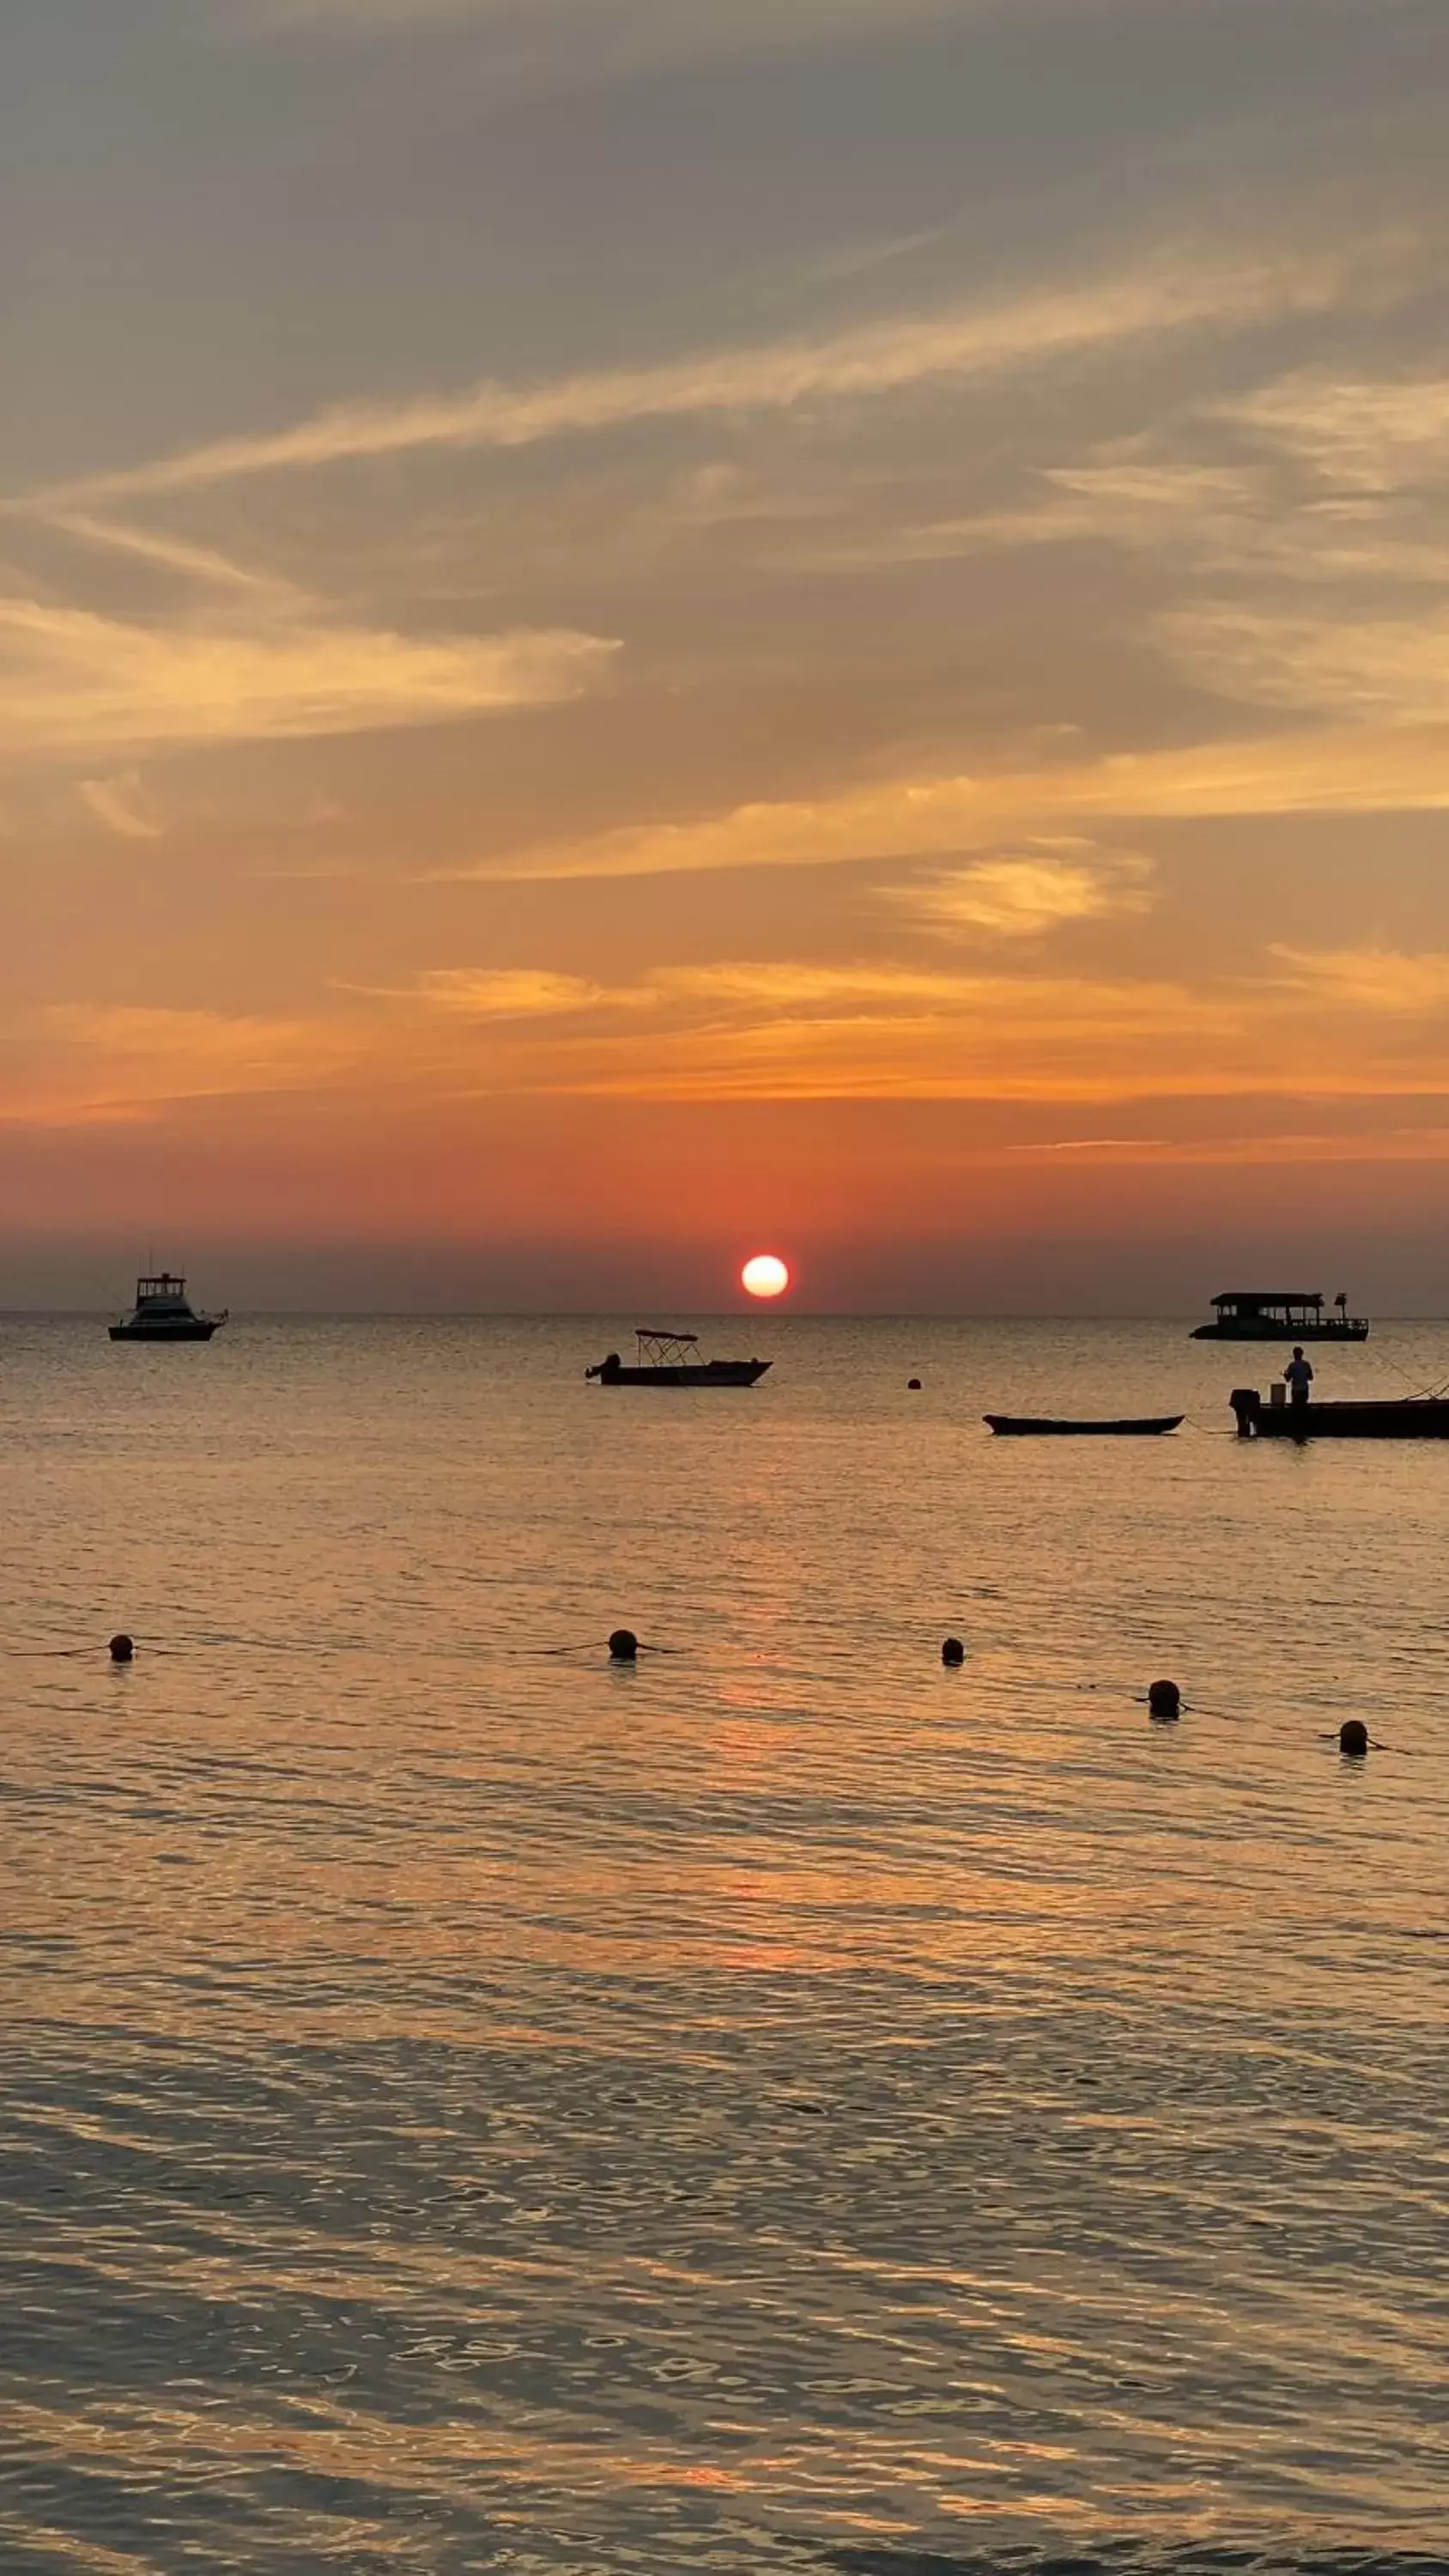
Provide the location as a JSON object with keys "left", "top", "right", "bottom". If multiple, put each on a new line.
{"left": 5, "top": 0, "right": 1449, "bottom": 1310}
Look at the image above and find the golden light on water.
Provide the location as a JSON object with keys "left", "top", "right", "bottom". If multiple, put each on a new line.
{"left": 742, "top": 1253, "right": 791, "bottom": 1299}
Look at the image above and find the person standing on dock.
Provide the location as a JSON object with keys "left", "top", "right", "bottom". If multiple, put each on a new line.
{"left": 1284, "top": 1346, "right": 1314, "bottom": 1409}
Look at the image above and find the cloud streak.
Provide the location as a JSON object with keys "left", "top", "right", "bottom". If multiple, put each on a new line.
{"left": 1162, "top": 603, "right": 1449, "bottom": 726}
{"left": 442, "top": 725, "right": 1449, "bottom": 885}
{"left": 77, "top": 772, "right": 165, "bottom": 841}
{"left": 21, "top": 241, "right": 1367, "bottom": 512}
{"left": 0, "top": 599, "right": 616, "bottom": 759}
{"left": 27, "top": 929, "right": 1449, "bottom": 1133}
{"left": 1270, "top": 946, "right": 1449, "bottom": 1012}
{"left": 6, "top": 1005, "right": 362, "bottom": 1126}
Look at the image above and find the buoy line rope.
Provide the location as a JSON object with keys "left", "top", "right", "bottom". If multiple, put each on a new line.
{"left": 8, "top": 1633, "right": 692, "bottom": 1660}
{"left": 530, "top": 1639, "right": 684, "bottom": 1658}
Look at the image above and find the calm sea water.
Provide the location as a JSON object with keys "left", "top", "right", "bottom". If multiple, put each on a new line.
{"left": 2, "top": 1315, "right": 1446, "bottom": 2576}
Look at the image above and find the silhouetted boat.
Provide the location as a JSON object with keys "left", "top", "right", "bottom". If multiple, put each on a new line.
{"left": 109, "top": 1273, "right": 227, "bottom": 1343}
{"left": 1230, "top": 1388, "right": 1449, "bottom": 1439}
{"left": 1192, "top": 1290, "right": 1368, "bottom": 1342}
{"left": 985, "top": 1413, "right": 1184, "bottom": 1437}
{"left": 586, "top": 1328, "right": 770, "bottom": 1388}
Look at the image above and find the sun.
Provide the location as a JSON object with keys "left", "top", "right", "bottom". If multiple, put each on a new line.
{"left": 742, "top": 1252, "right": 791, "bottom": 1299}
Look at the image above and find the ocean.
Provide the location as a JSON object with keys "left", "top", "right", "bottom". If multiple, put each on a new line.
{"left": 2, "top": 1315, "right": 1446, "bottom": 2574}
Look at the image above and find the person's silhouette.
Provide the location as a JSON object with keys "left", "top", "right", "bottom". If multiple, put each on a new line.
{"left": 1284, "top": 1346, "right": 1314, "bottom": 1409}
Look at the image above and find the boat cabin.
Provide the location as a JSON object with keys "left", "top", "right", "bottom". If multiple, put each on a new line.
{"left": 132, "top": 1273, "right": 197, "bottom": 1315}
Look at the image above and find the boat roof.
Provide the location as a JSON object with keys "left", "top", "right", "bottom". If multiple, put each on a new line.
{"left": 1212, "top": 1290, "right": 1324, "bottom": 1305}
{"left": 636, "top": 1326, "right": 698, "bottom": 1343}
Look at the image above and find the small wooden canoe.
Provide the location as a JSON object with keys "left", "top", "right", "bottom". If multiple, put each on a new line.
{"left": 984, "top": 1413, "right": 1184, "bottom": 1437}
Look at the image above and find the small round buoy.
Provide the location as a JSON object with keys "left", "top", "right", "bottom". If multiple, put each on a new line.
{"left": 941, "top": 1636, "right": 966, "bottom": 1667}
{"left": 908, "top": 1378, "right": 922, "bottom": 1391}
{"left": 1339, "top": 1718, "right": 1369, "bottom": 1758}
{"left": 609, "top": 1629, "right": 639, "bottom": 1662}
{"left": 1148, "top": 1678, "right": 1181, "bottom": 1720}
{"left": 109, "top": 1634, "right": 135, "bottom": 1664}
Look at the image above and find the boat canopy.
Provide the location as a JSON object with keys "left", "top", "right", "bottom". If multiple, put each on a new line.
{"left": 634, "top": 1327, "right": 700, "bottom": 1364}
{"left": 1212, "top": 1291, "right": 1324, "bottom": 1310}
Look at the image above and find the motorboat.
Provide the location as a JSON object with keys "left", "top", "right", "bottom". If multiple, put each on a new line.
{"left": 586, "top": 1328, "right": 770, "bottom": 1388}
{"left": 1192, "top": 1291, "right": 1368, "bottom": 1342}
{"left": 109, "top": 1273, "right": 227, "bottom": 1343}
{"left": 1230, "top": 1387, "right": 1449, "bottom": 1439}
{"left": 985, "top": 1413, "right": 1184, "bottom": 1437}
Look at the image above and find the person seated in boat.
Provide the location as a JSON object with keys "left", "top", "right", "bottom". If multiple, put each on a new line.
{"left": 1283, "top": 1346, "right": 1314, "bottom": 1408}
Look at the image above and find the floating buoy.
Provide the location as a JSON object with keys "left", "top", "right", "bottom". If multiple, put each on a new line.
{"left": 907, "top": 1378, "right": 922, "bottom": 1391}
{"left": 609, "top": 1629, "right": 639, "bottom": 1662}
{"left": 941, "top": 1637, "right": 966, "bottom": 1667}
{"left": 1339, "top": 1718, "right": 1368, "bottom": 1758}
{"left": 109, "top": 1634, "right": 135, "bottom": 1664}
{"left": 1148, "top": 1678, "right": 1181, "bottom": 1720}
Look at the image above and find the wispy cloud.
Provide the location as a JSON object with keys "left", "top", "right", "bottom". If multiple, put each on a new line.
{"left": 39, "top": 511, "right": 282, "bottom": 596}
{"left": 1270, "top": 946, "right": 1449, "bottom": 1012}
{"left": 445, "top": 725, "right": 1449, "bottom": 885}
{"left": 26, "top": 929, "right": 1449, "bottom": 1134}
{"left": 474, "top": 952, "right": 1449, "bottom": 1103}
{"left": 1222, "top": 368, "right": 1449, "bottom": 493}
{"left": 21, "top": 241, "right": 1367, "bottom": 512}
{"left": 890, "top": 838, "right": 1154, "bottom": 938}
{"left": 6, "top": 1005, "right": 361, "bottom": 1126}
{"left": 408, "top": 967, "right": 632, "bottom": 1018}
{"left": 512, "top": 965, "right": 1252, "bottom": 1103}
{"left": 0, "top": 598, "right": 615, "bottom": 760}
{"left": 77, "top": 771, "right": 164, "bottom": 841}
{"left": 1161, "top": 602, "right": 1449, "bottom": 725}
{"left": 1005, "top": 1127, "right": 1449, "bottom": 1166}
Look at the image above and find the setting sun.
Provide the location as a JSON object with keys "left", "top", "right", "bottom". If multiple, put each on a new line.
{"left": 742, "top": 1253, "right": 791, "bottom": 1299}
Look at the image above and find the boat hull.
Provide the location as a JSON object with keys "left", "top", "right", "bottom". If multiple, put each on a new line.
{"left": 1193, "top": 1321, "right": 1369, "bottom": 1342}
{"left": 985, "top": 1413, "right": 1183, "bottom": 1437}
{"left": 109, "top": 1321, "right": 222, "bottom": 1342}
{"left": 591, "top": 1360, "right": 770, "bottom": 1387}
{"left": 1237, "top": 1396, "right": 1449, "bottom": 1439}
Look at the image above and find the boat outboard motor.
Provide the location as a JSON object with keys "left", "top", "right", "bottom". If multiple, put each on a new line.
{"left": 1229, "top": 1388, "right": 1262, "bottom": 1438}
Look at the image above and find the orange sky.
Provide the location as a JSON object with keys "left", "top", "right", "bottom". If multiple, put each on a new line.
{"left": 6, "top": 0, "right": 1449, "bottom": 1306}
